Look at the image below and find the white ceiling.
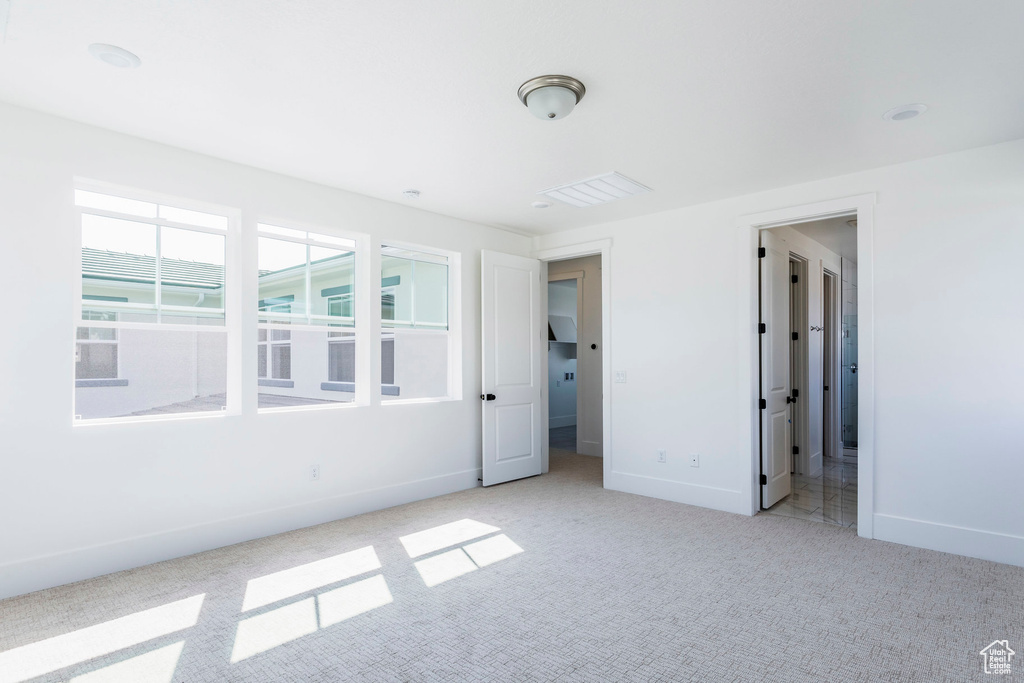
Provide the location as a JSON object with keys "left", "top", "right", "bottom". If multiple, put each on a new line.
{"left": 1, "top": 1, "right": 1022, "bottom": 235}
{"left": 788, "top": 216, "right": 857, "bottom": 261}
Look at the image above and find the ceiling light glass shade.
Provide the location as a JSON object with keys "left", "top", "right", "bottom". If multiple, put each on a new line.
{"left": 518, "top": 75, "right": 586, "bottom": 121}
{"left": 527, "top": 86, "right": 577, "bottom": 120}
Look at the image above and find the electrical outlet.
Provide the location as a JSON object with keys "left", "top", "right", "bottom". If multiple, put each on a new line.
{"left": 689, "top": 453, "right": 700, "bottom": 468}
{"left": 310, "top": 464, "right": 320, "bottom": 481}
{"left": 615, "top": 371, "right": 627, "bottom": 383}
{"left": 657, "top": 449, "right": 667, "bottom": 463}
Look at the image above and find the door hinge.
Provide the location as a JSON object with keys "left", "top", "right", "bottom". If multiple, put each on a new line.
{"left": 824, "top": 385, "right": 829, "bottom": 391}
{"left": 759, "top": 398, "right": 766, "bottom": 409}
{"left": 792, "top": 331, "right": 799, "bottom": 341}
{"left": 791, "top": 274, "right": 799, "bottom": 284}
{"left": 792, "top": 388, "right": 799, "bottom": 398}
{"left": 792, "top": 445, "right": 799, "bottom": 455}
{"left": 759, "top": 323, "right": 766, "bottom": 334}
{"left": 760, "top": 474, "right": 767, "bottom": 485}
{"left": 758, "top": 247, "right": 766, "bottom": 258}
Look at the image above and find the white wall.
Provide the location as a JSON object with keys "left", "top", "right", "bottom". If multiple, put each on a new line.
{"left": 548, "top": 256, "right": 603, "bottom": 456}
{"left": 535, "top": 138, "right": 1024, "bottom": 567}
{"left": 0, "top": 102, "right": 530, "bottom": 599}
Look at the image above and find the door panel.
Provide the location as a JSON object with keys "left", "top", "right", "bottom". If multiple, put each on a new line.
{"left": 482, "top": 251, "right": 543, "bottom": 486}
{"left": 760, "top": 231, "right": 792, "bottom": 508}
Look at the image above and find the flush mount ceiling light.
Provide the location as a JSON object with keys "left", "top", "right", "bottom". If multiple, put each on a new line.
{"left": 883, "top": 103, "right": 927, "bottom": 121}
{"left": 88, "top": 43, "right": 141, "bottom": 69}
{"left": 531, "top": 201, "right": 551, "bottom": 209}
{"left": 518, "top": 75, "right": 586, "bottom": 121}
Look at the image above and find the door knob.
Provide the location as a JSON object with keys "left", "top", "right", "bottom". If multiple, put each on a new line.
{"left": 850, "top": 363, "right": 857, "bottom": 374}
{"left": 480, "top": 393, "right": 496, "bottom": 401}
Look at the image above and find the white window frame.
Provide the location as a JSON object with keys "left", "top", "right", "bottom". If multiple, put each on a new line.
{"left": 256, "top": 221, "right": 368, "bottom": 412}
{"left": 379, "top": 240, "right": 462, "bottom": 404}
{"left": 73, "top": 179, "right": 241, "bottom": 425}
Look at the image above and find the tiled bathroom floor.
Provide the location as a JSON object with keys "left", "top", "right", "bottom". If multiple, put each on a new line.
{"left": 763, "top": 455, "right": 858, "bottom": 528}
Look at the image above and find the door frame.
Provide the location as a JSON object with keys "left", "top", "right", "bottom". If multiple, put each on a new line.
{"left": 737, "top": 194, "right": 875, "bottom": 537}
{"left": 533, "top": 239, "right": 612, "bottom": 484}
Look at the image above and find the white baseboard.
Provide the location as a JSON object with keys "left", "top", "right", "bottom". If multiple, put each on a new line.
{"left": 0, "top": 468, "right": 482, "bottom": 601}
{"left": 873, "top": 513, "right": 1024, "bottom": 568}
{"left": 578, "top": 440, "right": 601, "bottom": 457}
{"left": 606, "top": 471, "right": 746, "bottom": 515}
{"left": 548, "top": 415, "right": 577, "bottom": 429}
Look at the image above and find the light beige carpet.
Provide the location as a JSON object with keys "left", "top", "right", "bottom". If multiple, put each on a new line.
{"left": 1, "top": 451, "right": 1021, "bottom": 682}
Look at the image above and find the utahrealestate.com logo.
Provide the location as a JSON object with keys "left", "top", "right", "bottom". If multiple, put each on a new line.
{"left": 980, "top": 640, "right": 1015, "bottom": 675}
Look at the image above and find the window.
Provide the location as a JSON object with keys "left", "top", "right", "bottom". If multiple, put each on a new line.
{"left": 76, "top": 311, "right": 119, "bottom": 380}
{"left": 75, "top": 188, "right": 231, "bottom": 421}
{"left": 380, "top": 245, "right": 452, "bottom": 400}
{"left": 258, "top": 223, "right": 357, "bottom": 409}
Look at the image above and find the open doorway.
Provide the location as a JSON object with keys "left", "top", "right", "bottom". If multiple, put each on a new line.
{"left": 758, "top": 215, "right": 859, "bottom": 527}
{"left": 545, "top": 254, "right": 603, "bottom": 473}
{"left": 547, "top": 277, "right": 579, "bottom": 451}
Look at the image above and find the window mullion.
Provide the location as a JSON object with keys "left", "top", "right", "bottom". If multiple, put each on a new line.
{"left": 155, "top": 225, "right": 162, "bottom": 324}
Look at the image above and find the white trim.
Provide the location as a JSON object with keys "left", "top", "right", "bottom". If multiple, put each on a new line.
{"left": 0, "top": 466, "right": 483, "bottom": 601}
{"left": 736, "top": 194, "right": 875, "bottom": 538}
{"left": 533, "top": 238, "right": 612, "bottom": 486}
{"left": 75, "top": 177, "right": 237, "bottom": 221}
{"left": 606, "top": 471, "right": 746, "bottom": 514}
{"left": 548, "top": 269, "right": 584, "bottom": 282}
{"left": 79, "top": 206, "right": 231, "bottom": 236}
{"left": 873, "top": 514, "right": 1024, "bottom": 568}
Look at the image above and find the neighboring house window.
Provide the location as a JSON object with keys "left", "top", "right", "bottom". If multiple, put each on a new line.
{"left": 258, "top": 223, "right": 357, "bottom": 409}
{"left": 76, "top": 311, "right": 118, "bottom": 380}
{"left": 381, "top": 245, "right": 453, "bottom": 400}
{"left": 75, "top": 187, "right": 231, "bottom": 422}
{"left": 257, "top": 300, "right": 292, "bottom": 380}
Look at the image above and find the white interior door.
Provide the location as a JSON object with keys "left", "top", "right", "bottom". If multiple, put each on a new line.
{"left": 760, "top": 231, "right": 792, "bottom": 508}
{"left": 481, "top": 250, "right": 543, "bottom": 486}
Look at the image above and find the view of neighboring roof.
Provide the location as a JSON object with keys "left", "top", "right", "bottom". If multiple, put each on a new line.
{"left": 82, "top": 248, "right": 224, "bottom": 290}
{"left": 82, "top": 248, "right": 354, "bottom": 290}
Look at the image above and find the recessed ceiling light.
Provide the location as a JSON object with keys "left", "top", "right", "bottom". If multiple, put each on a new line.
{"left": 883, "top": 104, "right": 927, "bottom": 121}
{"left": 402, "top": 189, "right": 421, "bottom": 200}
{"left": 88, "top": 43, "right": 141, "bottom": 69}
{"left": 531, "top": 201, "right": 551, "bottom": 209}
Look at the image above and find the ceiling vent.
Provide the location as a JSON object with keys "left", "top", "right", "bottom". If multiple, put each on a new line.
{"left": 539, "top": 172, "right": 651, "bottom": 208}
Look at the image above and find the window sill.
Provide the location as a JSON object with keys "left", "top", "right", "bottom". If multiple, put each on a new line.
{"left": 258, "top": 379, "right": 294, "bottom": 388}
{"left": 321, "top": 382, "right": 401, "bottom": 396}
{"left": 76, "top": 379, "right": 129, "bottom": 388}
{"left": 382, "top": 395, "right": 458, "bottom": 406}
